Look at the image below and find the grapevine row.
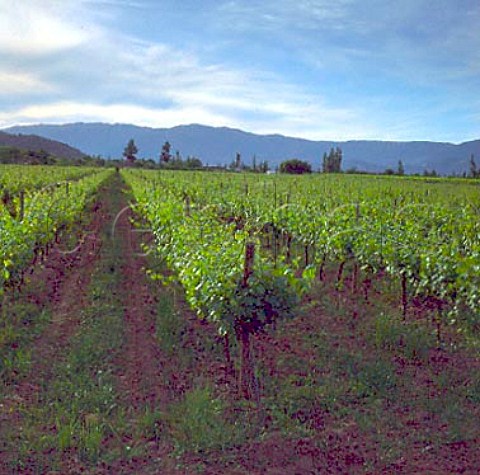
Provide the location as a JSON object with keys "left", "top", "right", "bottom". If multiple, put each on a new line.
{"left": 1, "top": 169, "right": 114, "bottom": 295}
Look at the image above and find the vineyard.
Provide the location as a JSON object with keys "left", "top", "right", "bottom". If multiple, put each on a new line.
{"left": 124, "top": 170, "right": 480, "bottom": 343}
{"left": 1, "top": 166, "right": 113, "bottom": 296}
{"left": 1, "top": 165, "right": 480, "bottom": 473}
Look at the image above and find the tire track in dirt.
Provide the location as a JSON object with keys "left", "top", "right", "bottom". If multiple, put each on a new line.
{"left": 112, "top": 198, "right": 170, "bottom": 412}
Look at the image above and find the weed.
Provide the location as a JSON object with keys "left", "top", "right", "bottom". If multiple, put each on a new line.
{"left": 465, "top": 374, "right": 480, "bottom": 403}
{"left": 137, "top": 405, "right": 163, "bottom": 441}
{"left": 402, "top": 325, "right": 435, "bottom": 361}
{"left": 374, "top": 312, "right": 403, "bottom": 351}
{"left": 80, "top": 414, "right": 105, "bottom": 463}
{"left": 373, "top": 312, "right": 435, "bottom": 362}
{"left": 350, "top": 358, "right": 397, "bottom": 399}
{"left": 156, "top": 293, "right": 183, "bottom": 356}
{"left": 165, "top": 386, "right": 239, "bottom": 454}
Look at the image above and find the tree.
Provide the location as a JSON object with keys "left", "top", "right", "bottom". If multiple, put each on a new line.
{"left": 185, "top": 156, "right": 203, "bottom": 169}
{"left": 160, "top": 141, "right": 172, "bottom": 163}
{"left": 322, "top": 147, "right": 342, "bottom": 173}
{"left": 259, "top": 160, "right": 269, "bottom": 173}
{"left": 397, "top": 160, "right": 405, "bottom": 176}
{"left": 235, "top": 152, "right": 242, "bottom": 169}
{"left": 123, "top": 139, "right": 138, "bottom": 163}
{"left": 229, "top": 152, "right": 243, "bottom": 170}
{"left": 279, "top": 159, "right": 312, "bottom": 174}
{"left": 469, "top": 154, "right": 478, "bottom": 178}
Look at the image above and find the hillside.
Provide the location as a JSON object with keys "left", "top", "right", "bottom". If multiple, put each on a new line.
{"left": 4, "top": 123, "right": 479, "bottom": 174}
{"left": 0, "top": 131, "right": 86, "bottom": 160}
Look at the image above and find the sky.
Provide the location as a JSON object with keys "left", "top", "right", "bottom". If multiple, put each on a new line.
{"left": 0, "top": 0, "right": 479, "bottom": 142}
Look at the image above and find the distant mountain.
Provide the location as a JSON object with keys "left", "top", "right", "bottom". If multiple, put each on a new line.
{"left": 0, "top": 130, "right": 86, "bottom": 160}
{"left": 4, "top": 123, "right": 479, "bottom": 174}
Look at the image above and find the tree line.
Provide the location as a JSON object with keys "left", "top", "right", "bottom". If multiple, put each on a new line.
{"left": 123, "top": 139, "right": 203, "bottom": 169}
{"left": 121, "top": 139, "right": 480, "bottom": 178}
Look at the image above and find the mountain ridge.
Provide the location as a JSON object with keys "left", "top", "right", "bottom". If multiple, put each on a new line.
{"left": 4, "top": 123, "right": 479, "bottom": 174}
{"left": 0, "top": 130, "right": 87, "bottom": 160}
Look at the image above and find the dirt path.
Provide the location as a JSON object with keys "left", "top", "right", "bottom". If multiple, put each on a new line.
{"left": 1, "top": 175, "right": 178, "bottom": 472}
{"left": 112, "top": 196, "right": 169, "bottom": 411}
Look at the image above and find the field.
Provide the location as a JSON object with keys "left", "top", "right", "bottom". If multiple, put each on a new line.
{"left": 1, "top": 165, "right": 480, "bottom": 474}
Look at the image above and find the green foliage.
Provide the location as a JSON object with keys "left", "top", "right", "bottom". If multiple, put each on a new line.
{"left": 279, "top": 159, "right": 312, "bottom": 174}
{"left": 164, "top": 386, "right": 238, "bottom": 453}
{"left": 350, "top": 358, "right": 397, "bottom": 399}
{"left": 124, "top": 170, "right": 310, "bottom": 337}
{"left": 374, "top": 312, "right": 435, "bottom": 361}
{"left": 227, "top": 266, "right": 301, "bottom": 332}
{"left": 123, "top": 138, "right": 138, "bottom": 162}
{"left": 160, "top": 140, "right": 171, "bottom": 163}
{"left": 1, "top": 167, "right": 113, "bottom": 294}
{"left": 122, "top": 168, "right": 480, "bottom": 339}
{"left": 322, "top": 147, "right": 342, "bottom": 173}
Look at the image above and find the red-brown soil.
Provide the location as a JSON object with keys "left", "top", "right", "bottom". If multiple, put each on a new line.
{"left": 2, "top": 178, "right": 479, "bottom": 474}
{"left": 112, "top": 202, "right": 170, "bottom": 411}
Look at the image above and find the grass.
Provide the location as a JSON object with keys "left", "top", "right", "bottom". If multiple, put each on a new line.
{"left": 155, "top": 292, "right": 184, "bottom": 357}
{"left": 0, "top": 303, "right": 51, "bottom": 388}
{"left": 164, "top": 385, "right": 241, "bottom": 454}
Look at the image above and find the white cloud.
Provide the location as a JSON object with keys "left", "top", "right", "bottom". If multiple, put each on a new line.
{"left": 0, "top": 101, "right": 232, "bottom": 129}
{"left": 0, "top": 71, "right": 54, "bottom": 94}
{"left": 0, "top": 1, "right": 98, "bottom": 55}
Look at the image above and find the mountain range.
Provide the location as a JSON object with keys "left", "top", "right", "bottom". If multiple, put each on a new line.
{"left": 4, "top": 123, "right": 479, "bottom": 175}
{"left": 0, "top": 130, "right": 85, "bottom": 160}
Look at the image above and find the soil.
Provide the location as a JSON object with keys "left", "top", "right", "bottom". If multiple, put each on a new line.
{"left": 1, "top": 175, "right": 479, "bottom": 474}
{"left": 111, "top": 198, "right": 170, "bottom": 411}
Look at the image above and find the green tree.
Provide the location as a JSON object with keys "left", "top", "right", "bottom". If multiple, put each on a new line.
{"left": 279, "top": 159, "right": 312, "bottom": 174}
{"left": 322, "top": 147, "right": 342, "bottom": 173}
{"left": 123, "top": 138, "right": 138, "bottom": 163}
{"left": 185, "top": 156, "right": 203, "bottom": 169}
{"left": 259, "top": 160, "right": 269, "bottom": 173}
{"left": 397, "top": 160, "right": 405, "bottom": 176}
{"left": 160, "top": 141, "right": 172, "bottom": 163}
{"left": 469, "top": 154, "right": 478, "bottom": 178}
{"left": 235, "top": 152, "right": 242, "bottom": 169}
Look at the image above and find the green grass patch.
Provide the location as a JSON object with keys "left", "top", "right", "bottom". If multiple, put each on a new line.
{"left": 164, "top": 386, "right": 242, "bottom": 454}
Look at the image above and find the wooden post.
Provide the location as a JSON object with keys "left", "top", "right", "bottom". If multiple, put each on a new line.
{"left": 273, "top": 228, "right": 277, "bottom": 268}
{"left": 242, "top": 242, "right": 255, "bottom": 287}
{"left": 19, "top": 191, "right": 25, "bottom": 221}
{"left": 286, "top": 234, "right": 292, "bottom": 263}
{"left": 184, "top": 195, "right": 190, "bottom": 217}
{"left": 238, "top": 242, "right": 258, "bottom": 401}
{"left": 318, "top": 253, "right": 326, "bottom": 281}
{"left": 352, "top": 262, "right": 358, "bottom": 294}
{"left": 401, "top": 273, "right": 408, "bottom": 320}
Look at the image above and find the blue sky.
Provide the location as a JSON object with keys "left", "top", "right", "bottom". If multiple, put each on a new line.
{"left": 1, "top": 0, "right": 479, "bottom": 142}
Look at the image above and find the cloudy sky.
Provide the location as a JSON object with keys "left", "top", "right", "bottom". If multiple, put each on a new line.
{"left": 1, "top": 0, "right": 479, "bottom": 142}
